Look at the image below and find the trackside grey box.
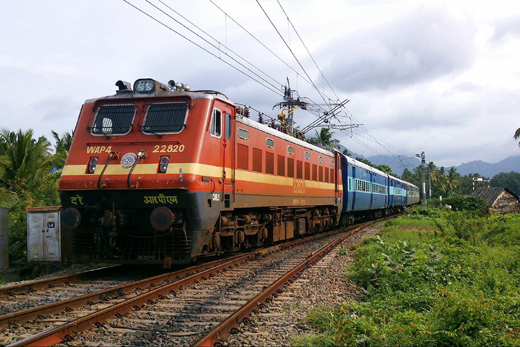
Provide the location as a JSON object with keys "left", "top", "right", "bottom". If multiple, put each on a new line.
{"left": 27, "top": 206, "right": 61, "bottom": 262}
{"left": 0, "top": 208, "right": 8, "bottom": 269}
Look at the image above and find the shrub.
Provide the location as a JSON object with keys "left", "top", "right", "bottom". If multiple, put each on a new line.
{"left": 297, "top": 212, "right": 520, "bottom": 346}
{"left": 442, "top": 195, "right": 487, "bottom": 213}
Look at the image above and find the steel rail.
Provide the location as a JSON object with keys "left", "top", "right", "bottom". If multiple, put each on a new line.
{"left": 0, "top": 256, "right": 236, "bottom": 329}
{"left": 0, "top": 265, "right": 121, "bottom": 297}
{"left": 193, "top": 219, "right": 385, "bottom": 347}
{"left": 5, "top": 227, "right": 345, "bottom": 346}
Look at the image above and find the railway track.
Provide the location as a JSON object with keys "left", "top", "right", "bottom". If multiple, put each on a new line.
{"left": 0, "top": 218, "right": 387, "bottom": 346}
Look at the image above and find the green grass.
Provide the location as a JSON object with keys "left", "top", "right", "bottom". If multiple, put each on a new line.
{"left": 296, "top": 209, "right": 520, "bottom": 346}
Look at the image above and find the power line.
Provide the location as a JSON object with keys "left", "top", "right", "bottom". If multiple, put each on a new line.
{"left": 122, "top": 0, "right": 283, "bottom": 97}
{"left": 145, "top": 0, "right": 284, "bottom": 93}
{"left": 154, "top": 0, "right": 283, "bottom": 90}
{"left": 348, "top": 129, "right": 417, "bottom": 167}
{"left": 275, "top": 0, "right": 340, "bottom": 102}
{"left": 255, "top": 0, "right": 332, "bottom": 107}
{"left": 207, "top": 0, "right": 315, "bottom": 89}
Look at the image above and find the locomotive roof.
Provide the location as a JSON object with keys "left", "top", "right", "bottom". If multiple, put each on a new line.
{"left": 236, "top": 116, "right": 334, "bottom": 158}
{"left": 86, "top": 90, "right": 233, "bottom": 104}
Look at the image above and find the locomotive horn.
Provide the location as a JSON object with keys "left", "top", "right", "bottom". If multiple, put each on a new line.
{"left": 115, "top": 80, "right": 132, "bottom": 92}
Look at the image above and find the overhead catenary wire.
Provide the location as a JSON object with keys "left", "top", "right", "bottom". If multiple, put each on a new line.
{"left": 255, "top": 0, "right": 333, "bottom": 107}
{"left": 207, "top": 0, "right": 316, "bottom": 90}
{"left": 354, "top": 129, "right": 418, "bottom": 169}
{"left": 275, "top": 0, "right": 340, "bottom": 102}
{"left": 154, "top": 0, "right": 283, "bottom": 90}
{"left": 145, "top": 0, "right": 284, "bottom": 94}
{"left": 122, "top": 0, "right": 284, "bottom": 97}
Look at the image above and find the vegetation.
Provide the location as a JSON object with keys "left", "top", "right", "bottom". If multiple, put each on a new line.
{"left": 295, "top": 208, "right": 520, "bottom": 347}
{"left": 309, "top": 128, "right": 340, "bottom": 149}
{"left": 491, "top": 172, "right": 520, "bottom": 196}
{"left": 0, "top": 128, "right": 71, "bottom": 267}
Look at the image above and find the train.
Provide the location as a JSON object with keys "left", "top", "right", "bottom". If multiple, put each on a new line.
{"left": 59, "top": 78, "right": 420, "bottom": 266}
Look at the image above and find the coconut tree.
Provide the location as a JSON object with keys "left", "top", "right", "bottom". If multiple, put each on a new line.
{"left": 0, "top": 129, "right": 53, "bottom": 194}
{"left": 376, "top": 164, "right": 394, "bottom": 176}
{"left": 515, "top": 128, "right": 520, "bottom": 147}
{"left": 51, "top": 130, "right": 73, "bottom": 170}
{"left": 437, "top": 166, "right": 448, "bottom": 196}
{"left": 426, "top": 162, "right": 438, "bottom": 197}
{"left": 446, "top": 167, "right": 461, "bottom": 195}
{"left": 310, "top": 128, "right": 340, "bottom": 149}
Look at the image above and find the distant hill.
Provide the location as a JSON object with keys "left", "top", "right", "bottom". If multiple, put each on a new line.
{"left": 453, "top": 156, "right": 520, "bottom": 178}
{"left": 362, "top": 155, "right": 520, "bottom": 178}
{"left": 320, "top": 143, "right": 520, "bottom": 179}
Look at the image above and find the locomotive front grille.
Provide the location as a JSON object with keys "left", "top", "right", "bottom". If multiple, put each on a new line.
{"left": 141, "top": 102, "right": 188, "bottom": 134}
{"left": 90, "top": 104, "right": 136, "bottom": 135}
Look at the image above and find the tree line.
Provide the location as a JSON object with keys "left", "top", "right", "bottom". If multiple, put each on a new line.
{"left": 0, "top": 129, "right": 71, "bottom": 266}
{"left": 310, "top": 128, "right": 520, "bottom": 198}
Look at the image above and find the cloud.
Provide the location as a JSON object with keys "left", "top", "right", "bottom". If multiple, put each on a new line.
{"left": 30, "top": 95, "right": 78, "bottom": 121}
{"left": 317, "top": 5, "right": 478, "bottom": 93}
{"left": 492, "top": 14, "right": 520, "bottom": 42}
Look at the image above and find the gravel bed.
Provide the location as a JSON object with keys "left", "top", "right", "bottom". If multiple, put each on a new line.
{"left": 223, "top": 224, "right": 383, "bottom": 347}
{"left": 1, "top": 224, "right": 382, "bottom": 346}
{"left": 0, "top": 263, "right": 113, "bottom": 288}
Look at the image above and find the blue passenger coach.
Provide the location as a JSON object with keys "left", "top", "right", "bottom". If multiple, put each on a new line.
{"left": 339, "top": 153, "right": 419, "bottom": 225}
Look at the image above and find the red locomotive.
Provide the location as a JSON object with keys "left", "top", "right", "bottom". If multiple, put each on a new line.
{"left": 60, "top": 79, "right": 342, "bottom": 265}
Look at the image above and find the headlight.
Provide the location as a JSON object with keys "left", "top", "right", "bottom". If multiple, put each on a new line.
{"left": 159, "top": 156, "right": 169, "bottom": 173}
{"left": 134, "top": 79, "right": 156, "bottom": 93}
{"left": 87, "top": 157, "right": 98, "bottom": 174}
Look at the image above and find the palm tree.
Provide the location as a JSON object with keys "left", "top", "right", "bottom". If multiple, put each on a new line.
{"left": 515, "top": 128, "right": 520, "bottom": 147}
{"left": 311, "top": 128, "right": 340, "bottom": 149}
{"left": 438, "top": 166, "right": 448, "bottom": 195}
{"left": 51, "top": 130, "right": 73, "bottom": 169}
{"left": 0, "top": 129, "right": 53, "bottom": 194}
{"left": 427, "top": 162, "right": 437, "bottom": 197}
{"left": 446, "top": 167, "right": 461, "bottom": 195}
{"left": 376, "top": 164, "right": 394, "bottom": 175}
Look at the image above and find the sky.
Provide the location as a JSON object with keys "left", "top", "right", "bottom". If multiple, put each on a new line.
{"left": 1, "top": 0, "right": 519, "bottom": 170}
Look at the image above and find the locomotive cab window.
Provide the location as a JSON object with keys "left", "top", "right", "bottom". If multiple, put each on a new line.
{"left": 91, "top": 104, "right": 136, "bottom": 136}
{"left": 210, "top": 108, "right": 222, "bottom": 138}
{"left": 142, "top": 102, "right": 188, "bottom": 134}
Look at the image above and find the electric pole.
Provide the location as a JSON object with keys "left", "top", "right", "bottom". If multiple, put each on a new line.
{"left": 416, "top": 151, "right": 426, "bottom": 205}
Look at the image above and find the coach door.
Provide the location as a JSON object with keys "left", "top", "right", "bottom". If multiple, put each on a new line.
{"left": 389, "top": 179, "right": 395, "bottom": 207}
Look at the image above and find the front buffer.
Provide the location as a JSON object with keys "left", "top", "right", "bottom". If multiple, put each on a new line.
{"left": 60, "top": 189, "right": 220, "bottom": 265}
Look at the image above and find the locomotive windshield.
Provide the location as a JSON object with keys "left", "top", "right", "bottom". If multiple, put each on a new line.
{"left": 142, "top": 102, "right": 188, "bottom": 134}
{"left": 91, "top": 104, "right": 136, "bottom": 135}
